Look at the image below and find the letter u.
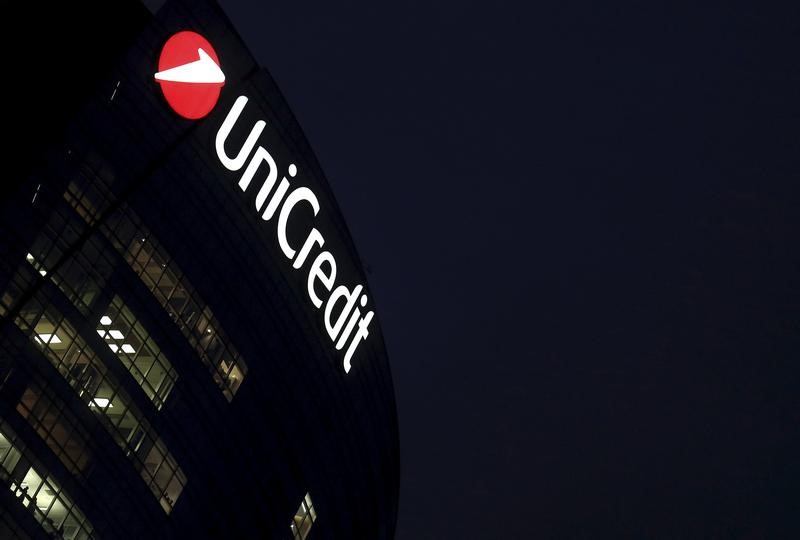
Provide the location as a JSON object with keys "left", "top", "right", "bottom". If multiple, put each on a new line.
{"left": 215, "top": 96, "right": 266, "bottom": 172}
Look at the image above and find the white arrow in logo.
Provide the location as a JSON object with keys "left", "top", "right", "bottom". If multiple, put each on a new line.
{"left": 155, "top": 48, "right": 225, "bottom": 84}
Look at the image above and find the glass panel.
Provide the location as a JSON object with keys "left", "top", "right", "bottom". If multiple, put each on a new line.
{"left": 227, "top": 361, "right": 245, "bottom": 396}
{"left": 8, "top": 289, "right": 185, "bottom": 513}
{"left": 118, "top": 409, "right": 139, "bottom": 443}
{"left": 291, "top": 493, "right": 317, "bottom": 540}
{"left": 15, "top": 382, "right": 90, "bottom": 474}
{"left": 153, "top": 460, "right": 173, "bottom": 492}
{"left": 46, "top": 495, "right": 68, "bottom": 529}
{"left": 20, "top": 467, "right": 43, "bottom": 507}
{"left": 143, "top": 443, "right": 164, "bottom": 481}
{"left": 64, "top": 188, "right": 248, "bottom": 401}
{"left": 0, "top": 432, "right": 11, "bottom": 462}
{"left": 25, "top": 208, "right": 114, "bottom": 316}
{"left": 0, "top": 434, "right": 21, "bottom": 474}
{"left": 140, "top": 439, "right": 184, "bottom": 514}
{"left": 167, "top": 285, "right": 188, "bottom": 319}
{"left": 164, "top": 473, "right": 185, "bottom": 510}
{"left": 0, "top": 422, "right": 95, "bottom": 539}
{"left": 97, "top": 295, "right": 177, "bottom": 409}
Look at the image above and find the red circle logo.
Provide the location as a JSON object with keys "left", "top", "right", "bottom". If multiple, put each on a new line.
{"left": 155, "top": 31, "right": 225, "bottom": 120}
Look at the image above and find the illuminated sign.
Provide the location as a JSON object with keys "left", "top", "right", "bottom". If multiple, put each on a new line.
{"left": 155, "top": 31, "right": 225, "bottom": 119}
{"left": 215, "top": 97, "right": 374, "bottom": 374}
{"left": 153, "top": 33, "right": 374, "bottom": 373}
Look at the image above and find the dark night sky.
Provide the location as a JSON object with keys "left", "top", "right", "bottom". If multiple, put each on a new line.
{"left": 217, "top": 2, "right": 800, "bottom": 538}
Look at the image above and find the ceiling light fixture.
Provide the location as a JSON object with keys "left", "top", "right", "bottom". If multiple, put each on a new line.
{"left": 37, "top": 333, "right": 61, "bottom": 344}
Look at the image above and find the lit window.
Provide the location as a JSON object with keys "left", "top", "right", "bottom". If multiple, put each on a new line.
{"left": 65, "top": 181, "right": 248, "bottom": 401}
{"left": 290, "top": 492, "right": 317, "bottom": 540}
{"left": 0, "top": 422, "right": 95, "bottom": 539}
{"left": 16, "top": 382, "right": 91, "bottom": 474}
{"left": 97, "top": 295, "right": 178, "bottom": 410}
{"left": 8, "top": 291, "right": 186, "bottom": 514}
{"left": 142, "top": 439, "right": 188, "bottom": 514}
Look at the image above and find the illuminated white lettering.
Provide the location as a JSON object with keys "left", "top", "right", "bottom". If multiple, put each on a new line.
{"left": 307, "top": 252, "right": 337, "bottom": 309}
{"left": 335, "top": 294, "right": 367, "bottom": 350}
{"left": 216, "top": 96, "right": 265, "bottom": 171}
{"left": 216, "top": 95, "right": 376, "bottom": 373}
{"left": 239, "top": 147, "right": 278, "bottom": 211}
{"left": 335, "top": 307, "right": 360, "bottom": 350}
{"left": 262, "top": 178, "right": 289, "bottom": 221}
{"left": 343, "top": 311, "right": 374, "bottom": 373}
{"left": 278, "top": 187, "right": 320, "bottom": 259}
{"left": 325, "top": 285, "right": 363, "bottom": 343}
{"left": 293, "top": 228, "right": 324, "bottom": 270}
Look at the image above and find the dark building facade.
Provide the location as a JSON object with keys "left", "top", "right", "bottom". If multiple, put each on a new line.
{"left": 0, "top": 1, "right": 400, "bottom": 539}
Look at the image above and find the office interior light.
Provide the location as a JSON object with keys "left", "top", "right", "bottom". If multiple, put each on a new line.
{"left": 91, "top": 398, "right": 112, "bottom": 408}
{"left": 36, "top": 333, "right": 61, "bottom": 344}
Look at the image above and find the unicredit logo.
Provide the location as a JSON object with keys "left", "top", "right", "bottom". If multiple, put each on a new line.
{"left": 155, "top": 31, "right": 225, "bottom": 120}
{"left": 153, "top": 34, "right": 374, "bottom": 373}
{"left": 215, "top": 97, "right": 375, "bottom": 374}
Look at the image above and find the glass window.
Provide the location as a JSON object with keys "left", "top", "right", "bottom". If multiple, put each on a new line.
{"left": 8, "top": 287, "right": 186, "bottom": 514}
{"left": 50, "top": 235, "right": 114, "bottom": 315}
{"left": 25, "top": 208, "right": 115, "bottom": 316}
{"left": 23, "top": 217, "right": 176, "bottom": 409}
{"left": 97, "top": 295, "right": 177, "bottom": 410}
{"left": 2, "top": 268, "right": 39, "bottom": 316}
{"left": 142, "top": 440, "right": 186, "bottom": 512}
{"left": 0, "top": 421, "right": 95, "bottom": 540}
{"left": 141, "top": 437, "right": 187, "bottom": 514}
{"left": 291, "top": 492, "right": 317, "bottom": 540}
{"left": 0, "top": 431, "right": 22, "bottom": 475}
{"left": 64, "top": 181, "right": 248, "bottom": 401}
{"left": 16, "top": 383, "right": 91, "bottom": 475}
{"left": 62, "top": 165, "right": 114, "bottom": 228}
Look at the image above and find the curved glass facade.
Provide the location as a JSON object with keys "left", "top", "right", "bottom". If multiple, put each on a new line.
{"left": 0, "top": 0, "right": 400, "bottom": 538}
